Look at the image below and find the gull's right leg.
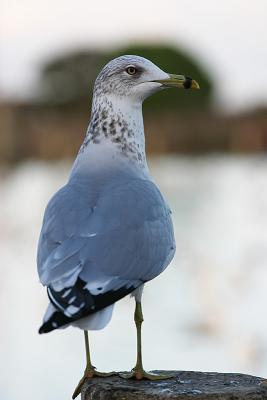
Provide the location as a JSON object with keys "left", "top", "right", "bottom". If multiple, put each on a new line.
{"left": 120, "top": 301, "right": 174, "bottom": 380}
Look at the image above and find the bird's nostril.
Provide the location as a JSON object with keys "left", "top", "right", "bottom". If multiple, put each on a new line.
{"left": 183, "top": 76, "right": 193, "bottom": 89}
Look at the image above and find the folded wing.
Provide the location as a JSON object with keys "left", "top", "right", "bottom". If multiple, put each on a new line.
{"left": 37, "top": 177, "right": 175, "bottom": 331}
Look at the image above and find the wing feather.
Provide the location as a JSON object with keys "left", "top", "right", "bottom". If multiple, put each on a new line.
{"left": 37, "top": 177, "right": 175, "bottom": 331}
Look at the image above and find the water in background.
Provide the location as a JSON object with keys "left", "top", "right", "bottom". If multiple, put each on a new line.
{"left": 1, "top": 155, "right": 267, "bottom": 400}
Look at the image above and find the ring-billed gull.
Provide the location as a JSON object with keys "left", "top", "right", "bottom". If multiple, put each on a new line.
{"left": 37, "top": 55, "right": 199, "bottom": 398}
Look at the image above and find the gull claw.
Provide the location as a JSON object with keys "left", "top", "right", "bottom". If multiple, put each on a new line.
{"left": 119, "top": 368, "right": 175, "bottom": 380}
{"left": 72, "top": 367, "right": 117, "bottom": 399}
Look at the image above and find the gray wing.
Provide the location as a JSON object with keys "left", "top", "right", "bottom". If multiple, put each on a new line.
{"left": 37, "top": 177, "right": 175, "bottom": 331}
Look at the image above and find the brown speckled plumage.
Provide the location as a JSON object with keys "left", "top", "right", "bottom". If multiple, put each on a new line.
{"left": 79, "top": 56, "right": 153, "bottom": 164}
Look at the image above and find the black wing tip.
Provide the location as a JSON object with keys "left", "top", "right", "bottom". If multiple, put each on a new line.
{"left": 38, "top": 311, "right": 72, "bottom": 334}
{"left": 39, "top": 280, "right": 140, "bottom": 334}
{"left": 38, "top": 322, "right": 54, "bottom": 334}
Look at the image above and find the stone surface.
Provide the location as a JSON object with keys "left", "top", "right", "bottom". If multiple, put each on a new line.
{"left": 81, "top": 370, "right": 267, "bottom": 399}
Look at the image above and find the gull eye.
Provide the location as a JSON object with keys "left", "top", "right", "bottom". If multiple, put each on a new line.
{"left": 126, "top": 66, "right": 137, "bottom": 75}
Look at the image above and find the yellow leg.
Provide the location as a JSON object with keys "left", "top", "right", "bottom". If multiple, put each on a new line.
{"left": 120, "top": 301, "right": 174, "bottom": 380}
{"left": 72, "top": 331, "right": 116, "bottom": 399}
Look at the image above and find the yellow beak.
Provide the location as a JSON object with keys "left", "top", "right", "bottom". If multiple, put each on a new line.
{"left": 152, "top": 74, "right": 200, "bottom": 90}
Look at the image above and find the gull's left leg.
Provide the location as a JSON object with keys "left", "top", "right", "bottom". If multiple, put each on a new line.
{"left": 120, "top": 287, "right": 174, "bottom": 380}
{"left": 72, "top": 331, "right": 116, "bottom": 399}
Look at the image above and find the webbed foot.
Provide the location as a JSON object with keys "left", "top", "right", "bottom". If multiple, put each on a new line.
{"left": 72, "top": 366, "right": 116, "bottom": 399}
{"left": 119, "top": 367, "right": 175, "bottom": 380}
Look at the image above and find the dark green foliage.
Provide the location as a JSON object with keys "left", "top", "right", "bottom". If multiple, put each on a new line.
{"left": 40, "top": 44, "right": 213, "bottom": 112}
{"left": 40, "top": 50, "right": 104, "bottom": 105}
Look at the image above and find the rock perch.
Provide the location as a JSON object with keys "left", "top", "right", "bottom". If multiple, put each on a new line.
{"left": 81, "top": 370, "right": 267, "bottom": 399}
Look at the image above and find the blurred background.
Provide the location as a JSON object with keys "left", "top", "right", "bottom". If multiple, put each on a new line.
{"left": 1, "top": 1, "right": 267, "bottom": 399}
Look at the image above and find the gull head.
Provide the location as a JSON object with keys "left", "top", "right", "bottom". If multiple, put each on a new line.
{"left": 77, "top": 55, "right": 200, "bottom": 166}
{"left": 93, "top": 55, "right": 200, "bottom": 104}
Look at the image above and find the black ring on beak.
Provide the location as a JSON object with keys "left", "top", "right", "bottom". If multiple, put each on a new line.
{"left": 183, "top": 77, "right": 193, "bottom": 89}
